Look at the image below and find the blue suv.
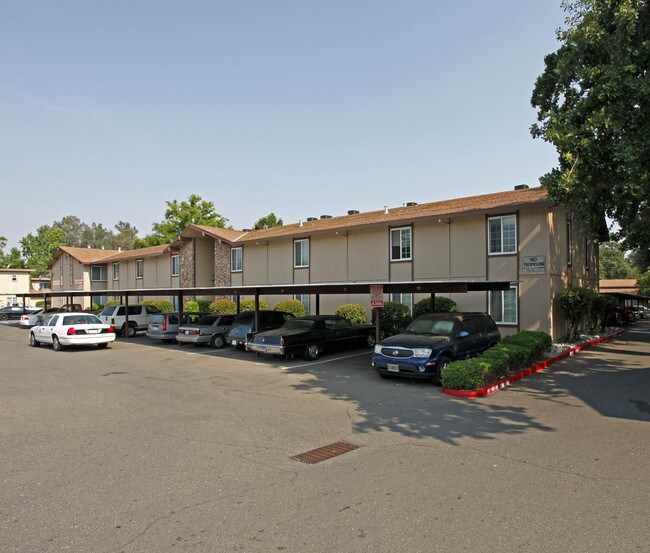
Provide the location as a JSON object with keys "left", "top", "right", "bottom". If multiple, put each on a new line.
{"left": 372, "top": 312, "right": 500, "bottom": 385}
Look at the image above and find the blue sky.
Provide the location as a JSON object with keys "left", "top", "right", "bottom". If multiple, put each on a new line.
{"left": 1, "top": 1, "right": 566, "bottom": 251}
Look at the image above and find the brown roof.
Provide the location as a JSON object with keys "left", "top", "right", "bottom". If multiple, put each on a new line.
{"left": 599, "top": 279, "right": 639, "bottom": 294}
{"left": 101, "top": 244, "right": 168, "bottom": 262}
{"left": 48, "top": 246, "right": 121, "bottom": 268}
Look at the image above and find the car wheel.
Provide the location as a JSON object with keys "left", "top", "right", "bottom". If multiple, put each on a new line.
{"left": 303, "top": 343, "right": 321, "bottom": 361}
{"left": 365, "top": 333, "right": 376, "bottom": 348}
{"left": 211, "top": 334, "right": 225, "bottom": 349}
{"left": 122, "top": 324, "right": 136, "bottom": 338}
{"left": 52, "top": 335, "right": 62, "bottom": 351}
{"left": 29, "top": 332, "right": 40, "bottom": 347}
{"left": 433, "top": 357, "right": 450, "bottom": 386}
{"left": 97, "top": 342, "right": 109, "bottom": 348}
{"left": 0, "top": 314, "right": 7, "bottom": 321}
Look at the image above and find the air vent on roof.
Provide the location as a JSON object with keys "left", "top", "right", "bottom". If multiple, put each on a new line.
{"left": 347, "top": 210, "right": 359, "bottom": 215}
{"left": 405, "top": 202, "right": 418, "bottom": 207}
{"left": 320, "top": 215, "right": 332, "bottom": 219}
{"left": 242, "top": 228, "right": 251, "bottom": 232}
{"left": 306, "top": 217, "right": 317, "bottom": 222}
{"left": 514, "top": 184, "right": 529, "bottom": 190}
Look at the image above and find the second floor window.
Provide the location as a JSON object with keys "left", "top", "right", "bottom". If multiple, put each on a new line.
{"left": 135, "top": 259, "right": 144, "bottom": 279}
{"left": 294, "top": 239, "right": 309, "bottom": 268}
{"left": 112, "top": 262, "right": 120, "bottom": 281}
{"left": 488, "top": 215, "right": 517, "bottom": 254}
{"left": 390, "top": 227, "right": 412, "bottom": 261}
{"left": 171, "top": 255, "right": 180, "bottom": 277}
{"left": 90, "top": 265, "right": 107, "bottom": 282}
{"left": 231, "top": 248, "right": 242, "bottom": 272}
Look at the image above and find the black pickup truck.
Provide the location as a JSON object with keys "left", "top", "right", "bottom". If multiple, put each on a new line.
{"left": 246, "top": 315, "right": 376, "bottom": 361}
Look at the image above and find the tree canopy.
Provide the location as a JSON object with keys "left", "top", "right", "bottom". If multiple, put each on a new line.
{"left": 136, "top": 194, "right": 229, "bottom": 247}
{"left": 253, "top": 212, "right": 283, "bottom": 230}
{"left": 20, "top": 225, "right": 65, "bottom": 276}
{"left": 599, "top": 241, "right": 639, "bottom": 278}
{"left": 0, "top": 236, "right": 26, "bottom": 269}
{"left": 52, "top": 216, "right": 139, "bottom": 250}
{"left": 531, "top": 0, "right": 649, "bottom": 254}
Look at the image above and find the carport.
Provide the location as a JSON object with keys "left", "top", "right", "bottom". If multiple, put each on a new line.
{"left": 21, "top": 279, "right": 511, "bottom": 341}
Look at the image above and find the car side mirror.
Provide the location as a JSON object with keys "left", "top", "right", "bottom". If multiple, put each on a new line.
{"left": 457, "top": 330, "right": 470, "bottom": 338}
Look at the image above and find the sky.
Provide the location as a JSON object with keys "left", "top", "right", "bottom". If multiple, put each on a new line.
{"left": 1, "top": 1, "right": 567, "bottom": 252}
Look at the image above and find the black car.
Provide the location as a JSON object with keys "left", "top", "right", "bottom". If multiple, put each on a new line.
{"left": 0, "top": 306, "right": 34, "bottom": 321}
{"left": 372, "top": 312, "right": 500, "bottom": 384}
{"left": 246, "top": 315, "right": 376, "bottom": 360}
{"left": 227, "top": 310, "right": 295, "bottom": 349}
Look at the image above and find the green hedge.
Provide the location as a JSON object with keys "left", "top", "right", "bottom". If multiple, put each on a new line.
{"left": 371, "top": 302, "right": 411, "bottom": 336}
{"left": 413, "top": 296, "right": 457, "bottom": 318}
{"left": 274, "top": 299, "right": 306, "bottom": 317}
{"left": 142, "top": 299, "right": 174, "bottom": 312}
{"left": 240, "top": 298, "right": 269, "bottom": 311}
{"left": 210, "top": 299, "right": 237, "bottom": 314}
{"left": 441, "top": 331, "right": 552, "bottom": 390}
{"left": 335, "top": 303, "right": 367, "bottom": 324}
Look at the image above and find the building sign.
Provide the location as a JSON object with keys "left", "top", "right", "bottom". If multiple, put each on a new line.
{"left": 370, "top": 285, "right": 384, "bottom": 307}
{"left": 522, "top": 256, "right": 546, "bottom": 273}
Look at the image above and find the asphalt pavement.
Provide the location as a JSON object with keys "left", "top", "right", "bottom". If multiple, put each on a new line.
{"left": 1, "top": 321, "right": 648, "bottom": 552}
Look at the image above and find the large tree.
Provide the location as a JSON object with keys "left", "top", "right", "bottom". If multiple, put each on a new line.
{"left": 599, "top": 241, "right": 639, "bottom": 278}
{"left": 52, "top": 215, "right": 88, "bottom": 247}
{"left": 253, "top": 212, "right": 283, "bottom": 230}
{"left": 0, "top": 237, "right": 27, "bottom": 269}
{"left": 20, "top": 225, "right": 65, "bottom": 276}
{"left": 531, "top": 0, "right": 649, "bottom": 252}
{"left": 137, "top": 194, "right": 229, "bottom": 247}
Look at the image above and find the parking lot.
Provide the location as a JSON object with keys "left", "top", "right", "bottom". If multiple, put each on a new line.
{"left": 1, "top": 321, "right": 649, "bottom": 552}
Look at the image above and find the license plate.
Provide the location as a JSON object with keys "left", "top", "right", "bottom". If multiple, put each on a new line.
{"left": 387, "top": 363, "right": 399, "bottom": 372}
{"left": 232, "top": 340, "right": 237, "bottom": 346}
{"left": 87, "top": 329, "right": 100, "bottom": 334}
{"left": 258, "top": 346, "right": 267, "bottom": 352}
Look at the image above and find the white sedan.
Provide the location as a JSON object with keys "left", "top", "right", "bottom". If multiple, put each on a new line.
{"left": 29, "top": 313, "right": 116, "bottom": 351}
{"left": 19, "top": 309, "right": 44, "bottom": 327}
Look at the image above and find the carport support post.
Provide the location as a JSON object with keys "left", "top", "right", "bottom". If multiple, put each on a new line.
{"left": 315, "top": 294, "right": 320, "bottom": 315}
{"left": 177, "top": 291, "right": 184, "bottom": 317}
{"left": 431, "top": 293, "right": 436, "bottom": 312}
{"left": 375, "top": 308, "right": 381, "bottom": 346}
{"left": 236, "top": 295, "right": 240, "bottom": 314}
{"left": 124, "top": 294, "right": 129, "bottom": 339}
{"left": 254, "top": 291, "right": 260, "bottom": 333}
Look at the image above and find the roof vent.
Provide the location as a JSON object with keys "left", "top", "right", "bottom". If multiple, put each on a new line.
{"left": 320, "top": 215, "right": 332, "bottom": 219}
{"left": 242, "top": 228, "right": 251, "bottom": 232}
{"left": 405, "top": 202, "right": 418, "bottom": 207}
{"left": 514, "top": 184, "right": 529, "bottom": 190}
{"left": 347, "top": 210, "right": 359, "bottom": 215}
{"left": 384, "top": 206, "right": 389, "bottom": 214}
{"left": 306, "top": 217, "right": 318, "bottom": 222}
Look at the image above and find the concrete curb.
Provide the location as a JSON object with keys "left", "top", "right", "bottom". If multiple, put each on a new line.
{"left": 443, "top": 329, "right": 626, "bottom": 398}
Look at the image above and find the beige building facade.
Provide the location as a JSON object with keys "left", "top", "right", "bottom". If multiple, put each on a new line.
{"left": 0, "top": 268, "right": 34, "bottom": 307}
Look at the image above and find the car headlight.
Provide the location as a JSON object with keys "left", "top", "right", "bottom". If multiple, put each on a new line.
{"left": 412, "top": 348, "right": 433, "bottom": 358}
{"left": 374, "top": 345, "right": 383, "bottom": 354}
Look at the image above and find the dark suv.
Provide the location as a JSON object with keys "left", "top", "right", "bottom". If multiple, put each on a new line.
{"left": 227, "top": 310, "right": 294, "bottom": 349}
{"left": 372, "top": 312, "right": 500, "bottom": 384}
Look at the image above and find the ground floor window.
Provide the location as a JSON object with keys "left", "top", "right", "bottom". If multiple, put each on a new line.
{"left": 390, "top": 293, "right": 413, "bottom": 315}
{"left": 294, "top": 294, "right": 310, "bottom": 315}
{"left": 489, "top": 286, "right": 518, "bottom": 325}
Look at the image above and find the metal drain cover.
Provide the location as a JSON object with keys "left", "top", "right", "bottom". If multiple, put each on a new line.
{"left": 291, "top": 441, "right": 360, "bottom": 464}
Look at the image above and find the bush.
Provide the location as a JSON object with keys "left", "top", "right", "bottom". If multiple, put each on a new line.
{"left": 335, "top": 303, "right": 367, "bottom": 324}
{"left": 441, "top": 330, "right": 552, "bottom": 390}
{"left": 142, "top": 299, "right": 174, "bottom": 312}
{"left": 185, "top": 300, "right": 200, "bottom": 312}
{"left": 84, "top": 303, "right": 100, "bottom": 312}
{"left": 210, "top": 298, "right": 237, "bottom": 314}
{"left": 371, "top": 302, "right": 411, "bottom": 336}
{"left": 558, "top": 287, "right": 591, "bottom": 339}
{"left": 274, "top": 299, "right": 306, "bottom": 317}
{"left": 413, "top": 296, "right": 457, "bottom": 318}
{"left": 105, "top": 299, "right": 121, "bottom": 306}
{"left": 35, "top": 301, "right": 45, "bottom": 307}
{"left": 240, "top": 298, "right": 268, "bottom": 312}
{"left": 591, "top": 293, "right": 617, "bottom": 331}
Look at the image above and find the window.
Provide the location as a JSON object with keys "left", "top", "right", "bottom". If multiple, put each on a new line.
{"left": 489, "top": 286, "right": 518, "bottom": 325}
{"left": 112, "top": 262, "right": 120, "bottom": 281}
{"left": 294, "top": 239, "right": 309, "bottom": 268}
{"left": 135, "top": 259, "right": 144, "bottom": 279}
{"left": 567, "top": 221, "right": 573, "bottom": 266}
{"left": 294, "top": 294, "right": 310, "bottom": 315}
{"left": 171, "top": 255, "right": 180, "bottom": 277}
{"left": 231, "top": 248, "right": 242, "bottom": 272}
{"left": 390, "top": 293, "right": 413, "bottom": 315}
{"left": 488, "top": 215, "right": 517, "bottom": 254}
{"left": 90, "top": 265, "right": 107, "bottom": 282}
{"left": 390, "top": 227, "right": 412, "bottom": 261}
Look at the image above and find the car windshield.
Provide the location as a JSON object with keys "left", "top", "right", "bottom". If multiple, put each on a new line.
{"left": 282, "top": 319, "right": 316, "bottom": 331}
{"left": 62, "top": 314, "right": 102, "bottom": 325}
{"left": 405, "top": 318, "right": 455, "bottom": 336}
{"left": 198, "top": 315, "right": 219, "bottom": 325}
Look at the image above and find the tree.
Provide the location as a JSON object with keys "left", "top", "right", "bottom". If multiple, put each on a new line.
{"left": 0, "top": 237, "right": 27, "bottom": 269}
{"left": 638, "top": 269, "right": 650, "bottom": 295}
{"left": 137, "top": 194, "right": 229, "bottom": 246}
{"left": 110, "top": 221, "right": 138, "bottom": 250}
{"left": 599, "top": 241, "right": 639, "bottom": 279}
{"left": 52, "top": 216, "right": 88, "bottom": 247}
{"left": 531, "top": 0, "right": 650, "bottom": 254}
{"left": 253, "top": 212, "right": 283, "bottom": 230}
{"left": 80, "top": 222, "right": 114, "bottom": 249}
{"left": 20, "top": 225, "right": 65, "bottom": 276}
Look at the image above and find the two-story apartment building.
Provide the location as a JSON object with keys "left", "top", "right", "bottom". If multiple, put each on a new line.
{"left": 0, "top": 268, "right": 35, "bottom": 307}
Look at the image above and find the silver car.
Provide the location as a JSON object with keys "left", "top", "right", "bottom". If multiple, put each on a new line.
{"left": 176, "top": 314, "right": 236, "bottom": 348}
{"left": 147, "top": 312, "right": 206, "bottom": 342}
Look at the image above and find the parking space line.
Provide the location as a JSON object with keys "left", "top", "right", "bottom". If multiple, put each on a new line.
{"left": 281, "top": 351, "right": 372, "bottom": 370}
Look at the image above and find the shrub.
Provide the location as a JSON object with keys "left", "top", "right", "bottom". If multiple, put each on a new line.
{"left": 558, "top": 287, "right": 591, "bottom": 339}
{"left": 441, "top": 358, "right": 490, "bottom": 390}
{"left": 210, "top": 298, "right": 237, "bottom": 314}
{"left": 105, "top": 299, "right": 121, "bottom": 306}
{"left": 35, "top": 301, "right": 45, "bottom": 307}
{"left": 591, "top": 293, "right": 617, "bottom": 331}
{"left": 335, "top": 303, "right": 367, "bottom": 324}
{"left": 240, "top": 298, "right": 268, "bottom": 312}
{"left": 413, "top": 296, "right": 457, "bottom": 318}
{"left": 371, "top": 302, "right": 411, "bottom": 336}
{"left": 142, "top": 299, "right": 174, "bottom": 312}
{"left": 274, "top": 299, "right": 306, "bottom": 317}
{"left": 196, "top": 299, "right": 212, "bottom": 312}
{"left": 185, "top": 300, "right": 200, "bottom": 312}
{"left": 84, "top": 303, "right": 100, "bottom": 312}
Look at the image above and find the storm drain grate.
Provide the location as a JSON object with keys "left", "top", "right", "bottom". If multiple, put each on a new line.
{"left": 291, "top": 441, "right": 360, "bottom": 464}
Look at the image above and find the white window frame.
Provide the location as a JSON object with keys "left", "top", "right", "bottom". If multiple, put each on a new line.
{"left": 390, "top": 227, "right": 412, "bottom": 261}
{"left": 90, "top": 265, "right": 107, "bottom": 282}
{"left": 294, "top": 294, "right": 310, "bottom": 315}
{"left": 294, "top": 239, "right": 309, "bottom": 268}
{"left": 489, "top": 286, "right": 518, "bottom": 325}
{"left": 112, "top": 262, "right": 120, "bottom": 281}
{"left": 231, "top": 247, "right": 243, "bottom": 272}
{"left": 135, "top": 259, "right": 144, "bottom": 279}
{"left": 390, "top": 292, "right": 413, "bottom": 315}
{"left": 171, "top": 255, "right": 180, "bottom": 277}
{"left": 488, "top": 215, "right": 517, "bottom": 255}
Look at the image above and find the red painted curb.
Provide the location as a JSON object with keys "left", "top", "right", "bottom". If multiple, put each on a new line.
{"left": 443, "top": 329, "right": 625, "bottom": 398}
